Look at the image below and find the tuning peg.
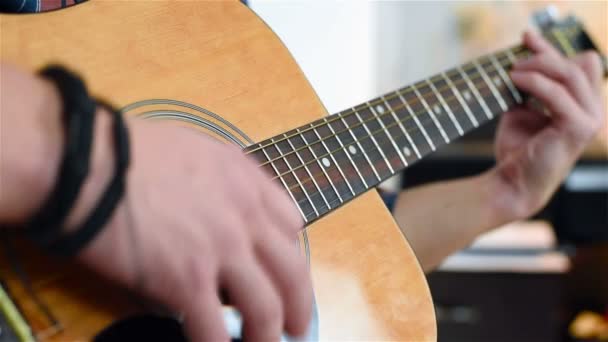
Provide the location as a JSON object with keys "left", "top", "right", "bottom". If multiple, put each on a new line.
{"left": 532, "top": 6, "right": 560, "bottom": 30}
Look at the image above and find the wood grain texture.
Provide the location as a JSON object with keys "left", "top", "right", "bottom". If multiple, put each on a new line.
{"left": 0, "top": 1, "right": 435, "bottom": 340}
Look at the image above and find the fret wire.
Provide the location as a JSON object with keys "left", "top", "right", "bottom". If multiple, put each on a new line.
{"left": 323, "top": 117, "right": 369, "bottom": 188}
{"left": 275, "top": 136, "right": 332, "bottom": 212}
{"left": 246, "top": 45, "right": 529, "bottom": 156}
{"left": 382, "top": 95, "right": 422, "bottom": 158}
{"left": 353, "top": 109, "right": 395, "bottom": 173}
{"left": 441, "top": 72, "right": 478, "bottom": 127}
{"left": 338, "top": 115, "right": 382, "bottom": 182}
{"left": 275, "top": 67, "right": 516, "bottom": 188}
{"left": 285, "top": 132, "right": 344, "bottom": 206}
{"left": 261, "top": 50, "right": 519, "bottom": 172}
{"left": 489, "top": 54, "right": 523, "bottom": 104}
{"left": 260, "top": 146, "right": 310, "bottom": 221}
{"left": 257, "top": 47, "right": 526, "bottom": 170}
{"left": 456, "top": 65, "right": 494, "bottom": 119}
{"left": 307, "top": 126, "right": 349, "bottom": 201}
{"left": 399, "top": 90, "right": 436, "bottom": 151}
{"left": 280, "top": 109, "right": 455, "bottom": 191}
{"left": 472, "top": 59, "right": 509, "bottom": 111}
{"left": 368, "top": 102, "right": 409, "bottom": 167}
{"left": 411, "top": 84, "right": 450, "bottom": 143}
{"left": 426, "top": 79, "right": 464, "bottom": 135}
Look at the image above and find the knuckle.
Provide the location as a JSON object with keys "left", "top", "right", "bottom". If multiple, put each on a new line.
{"left": 566, "top": 61, "right": 585, "bottom": 82}
{"left": 218, "top": 221, "right": 250, "bottom": 252}
{"left": 183, "top": 255, "right": 214, "bottom": 296}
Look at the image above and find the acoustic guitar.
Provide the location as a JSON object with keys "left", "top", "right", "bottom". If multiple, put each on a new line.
{"left": 0, "top": 1, "right": 605, "bottom": 341}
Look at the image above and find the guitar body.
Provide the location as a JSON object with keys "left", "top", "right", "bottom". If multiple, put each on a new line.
{"left": 0, "top": 1, "right": 434, "bottom": 340}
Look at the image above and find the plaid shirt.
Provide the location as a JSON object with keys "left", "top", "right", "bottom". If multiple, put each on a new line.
{"left": 0, "top": 0, "right": 85, "bottom": 13}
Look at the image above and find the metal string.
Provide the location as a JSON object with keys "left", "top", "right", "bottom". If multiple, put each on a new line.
{"left": 254, "top": 46, "right": 529, "bottom": 171}
{"left": 245, "top": 44, "right": 527, "bottom": 159}
{"left": 266, "top": 48, "right": 530, "bottom": 188}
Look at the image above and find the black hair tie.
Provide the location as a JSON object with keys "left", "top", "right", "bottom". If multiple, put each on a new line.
{"left": 24, "top": 66, "right": 130, "bottom": 257}
{"left": 48, "top": 101, "right": 130, "bottom": 256}
{"left": 25, "top": 66, "right": 96, "bottom": 247}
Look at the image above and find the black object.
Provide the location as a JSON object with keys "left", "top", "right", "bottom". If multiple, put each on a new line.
{"left": 24, "top": 66, "right": 96, "bottom": 248}
{"left": 429, "top": 271, "right": 565, "bottom": 342}
{"left": 94, "top": 315, "right": 187, "bottom": 342}
{"left": 94, "top": 315, "right": 245, "bottom": 342}
{"left": 553, "top": 162, "right": 608, "bottom": 245}
{"left": 48, "top": 100, "right": 130, "bottom": 256}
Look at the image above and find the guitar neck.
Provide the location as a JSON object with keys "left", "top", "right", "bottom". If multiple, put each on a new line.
{"left": 245, "top": 23, "right": 602, "bottom": 224}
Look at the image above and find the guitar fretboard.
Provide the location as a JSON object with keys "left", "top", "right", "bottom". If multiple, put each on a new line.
{"left": 245, "top": 25, "right": 594, "bottom": 224}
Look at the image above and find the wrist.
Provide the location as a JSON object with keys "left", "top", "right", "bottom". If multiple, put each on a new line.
{"left": 483, "top": 165, "right": 532, "bottom": 226}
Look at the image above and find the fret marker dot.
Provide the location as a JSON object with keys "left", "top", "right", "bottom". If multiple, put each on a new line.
{"left": 433, "top": 104, "right": 441, "bottom": 115}
{"left": 348, "top": 145, "right": 357, "bottom": 155}
{"left": 322, "top": 157, "right": 331, "bottom": 168}
{"left": 493, "top": 76, "right": 502, "bottom": 86}
{"left": 463, "top": 90, "right": 472, "bottom": 101}
{"left": 375, "top": 105, "right": 385, "bottom": 114}
{"left": 403, "top": 146, "right": 412, "bottom": 157}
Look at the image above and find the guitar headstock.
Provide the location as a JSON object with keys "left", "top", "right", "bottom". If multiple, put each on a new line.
{"left": 533, "top": 7, "right": 608, "bottom": 78}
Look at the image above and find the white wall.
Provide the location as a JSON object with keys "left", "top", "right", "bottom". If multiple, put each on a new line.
{"left": 249, "top": 1, "right": 463, "bottom": 114}
{"left": 250, "top": 1, "right": 376, "bottom": 114}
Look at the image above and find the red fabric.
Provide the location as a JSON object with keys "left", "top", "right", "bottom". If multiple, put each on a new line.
{"left": 41, "top": 0, "right": 78, "bottom": 12}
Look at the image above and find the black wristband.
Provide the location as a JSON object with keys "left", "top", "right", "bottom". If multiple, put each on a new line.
{"left": 25, "top": 66, "right": 96, "bottom": 247}
{"left": 48, "top": 101, "right": 130, "bottom": 256}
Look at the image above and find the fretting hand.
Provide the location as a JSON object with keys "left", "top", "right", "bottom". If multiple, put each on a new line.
{"left": 492, "top": 30, "right": 605, "bottom": 220}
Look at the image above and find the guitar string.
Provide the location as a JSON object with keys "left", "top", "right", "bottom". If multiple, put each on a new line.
{"left": 262, "top": 48, "right": 529, "bottom": 185}
{"left": 246, "top": 26, "right": 578, "bottom": 156}
{"left": 270, "top": 57, "right": 524, "bottom": 201}
{"left": 254, "top": 47, "right": 530, "bottom": 169}
{"left": 245, "top": 44, "right": 529, "bottom": 157}
{"left": 292, "top": 88, "right": 525, "bottom": 218}
{"left": 271, "top": 47, "right": 542, "bottom": 207}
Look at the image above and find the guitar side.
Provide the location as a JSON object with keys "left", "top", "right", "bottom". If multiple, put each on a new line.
{"left": 0, "top": 1, "right": 435, "bottom": 340}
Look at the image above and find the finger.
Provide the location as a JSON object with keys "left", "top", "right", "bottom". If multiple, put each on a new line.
{"left": 255, "top": 225, "right": 313, "bottom": 337}
{"left": 261, "top": 179, "right": 304, "bottom": 235}
{"left": 523, "top": 30, "right": 560, "bottom": 57}
{"left": 510, "top": 70, "right": 585, "bottom": 129}
{"left": 573, "top": 51, "right": 603, "bottom": 92}
{"left": 513, "top": 53, "right": 595, "bottom": 111}
{"left": 221, "top": 254, "right": 283, "bottom": 342}
{"left": 183, "top": 290, "right": 229, "bottom": 342}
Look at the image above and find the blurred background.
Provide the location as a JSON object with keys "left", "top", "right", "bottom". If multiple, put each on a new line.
{"left": 250, "top": 1, "right": 607, "bottom": 342}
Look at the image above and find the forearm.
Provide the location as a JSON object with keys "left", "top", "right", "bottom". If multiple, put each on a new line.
{"left": 393, "top": 169, "right": 517, "bottom": 273}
